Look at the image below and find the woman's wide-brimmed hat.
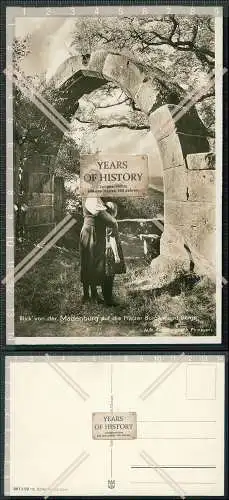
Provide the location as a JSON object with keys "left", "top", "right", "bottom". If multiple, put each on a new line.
{"left": 106, "top": 201, "right": 118, "bottom": 217}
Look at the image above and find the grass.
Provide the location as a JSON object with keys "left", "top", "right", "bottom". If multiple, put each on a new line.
{"left": 15, "top": 245, "right": 216, "bottom": 337}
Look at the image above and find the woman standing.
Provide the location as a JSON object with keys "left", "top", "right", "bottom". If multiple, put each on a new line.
{"left": 79, "top": 196, "right": 119, "bottom": 304}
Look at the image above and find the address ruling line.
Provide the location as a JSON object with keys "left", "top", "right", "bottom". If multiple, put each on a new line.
{"left": 140, "top": 450, "right": 186, "bottom": 499}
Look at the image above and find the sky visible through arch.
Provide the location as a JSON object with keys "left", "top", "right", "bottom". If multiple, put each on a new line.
{"left": 14, "top": 16, "right": 164, "bottom": 193}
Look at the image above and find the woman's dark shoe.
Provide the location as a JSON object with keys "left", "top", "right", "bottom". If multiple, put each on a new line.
{"left": 81, "top": 295, "right": 90, "bottom": 304}
{"left": 105, "top": 299, "right": 120, "bottom": 307}
{"left": 91, "top": 294, "right": 104, "bottom": 305}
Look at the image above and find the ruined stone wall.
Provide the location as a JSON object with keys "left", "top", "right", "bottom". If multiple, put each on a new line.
{"left": 49, "top": 51, "right": 215, "bottom": 280}
{"left": 149, "top": 105, "right": 215, "bottom": 279}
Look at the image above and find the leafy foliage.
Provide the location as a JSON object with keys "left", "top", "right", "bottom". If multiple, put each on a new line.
{"left": 70, "top": 15, "right": 215, "bottom": 135}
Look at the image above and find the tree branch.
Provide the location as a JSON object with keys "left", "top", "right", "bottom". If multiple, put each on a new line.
{"left": 73, "top": 115, "right": 149, "bottom": 130}
{"left": 168, "top": 15, "right": 179, "bottom": 42}
{"left": 205, "top": 129, "right": 215, "bottom": 138}
{"left": 96, "top": 31, "right": 116, "bottom": 44}
{"left": 128, "top": 99, "right": 142, "bottom": 112}
{"left": 129, "top": 20, "right": 215, "bottom": 69}
{"left": 96, "top": 30, "right": 126, "bottom": 50}
{"left": 190, "top": 23, "right": 199, "bottom": 45}
{"left": 73, "top": 116, "right": 93, "bottom": 125}
{"left": 207, "top": 17, "right": 215, "bottom": 34}
{"left": 195, "top": 89, "right": 215, "bottom": 103}
{"left": 87, "top": 96, "right": 129, "bottom": 109}
{"left": 97, "top": 122, "right": 150, "bottom": 130}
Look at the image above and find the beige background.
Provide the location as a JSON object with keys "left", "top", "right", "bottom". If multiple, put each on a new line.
{"left": 5, "top": 355, "right": 225, "bottom": 496}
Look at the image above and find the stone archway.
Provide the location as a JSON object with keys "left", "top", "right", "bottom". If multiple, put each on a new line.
{"left": 29, "top": 50, "right": 216, "bottom": 281}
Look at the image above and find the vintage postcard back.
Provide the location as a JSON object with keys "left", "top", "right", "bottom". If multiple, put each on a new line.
{"left": 5, "top": 354, "right": 225, "bottom": 496}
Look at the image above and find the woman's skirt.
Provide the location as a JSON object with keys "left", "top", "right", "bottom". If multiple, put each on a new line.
{"left": 105, "top": 237, "right": 126, "bottom": 277}
{"left": 79, "top": 221, "right": 106, "bottom": 285}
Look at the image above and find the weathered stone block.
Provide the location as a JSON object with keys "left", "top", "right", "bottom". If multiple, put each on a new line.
{"left": 160, "top": 224, "right": 190, "bottom": 261}
{"left": 161, "top": 219, "right": 216, "bottom": 270}
{"left": 163, "top": 165, "right": 188, "bottom": 201}
{"left": 54, "top": 56, "right": 82, "bottom": 88}
{"left": 84, "top": 50, "right": 108, "bottom": 78}
{"left": 165, "top": 200, "right": 215, "bottom": 229}
{"left": 123, "top": 60, "right": 146, "bottom": 97}
{"left": 102, "top": 54, "right": 145, "bottom": 97}
{"left": 25, "top": 206, "right": 54, "bottom": 225}
{"left": 157, "top": 132, "right": 185, "bottom": 170}
{"left": 150, "top": 104, "right": 209, "bottom": 154}
{"left": 30, "top": 193, "right": 54, "bottom": 206}
{"left": 149, "top": 105, "right": 177, "bottom": 140}
{"left": 149, "top": 254, "right": 190, "bottom": 289}
{"left": 28, "top": 173, "right": 53, "bottom": 193}
{"left": 181, "top": 224, "right": 216, "bottom": 267}
{"left": 134, "top": 80, "right": 159, "bottom": 114}
{"left": 186, "top": 152, "right": 215, "bottom": 170}
{"left": 187, "top": 170, "right": 215, "bottom": 202}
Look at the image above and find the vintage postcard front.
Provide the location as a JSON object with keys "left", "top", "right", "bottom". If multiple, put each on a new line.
{"left": 5, "top": 354, "right": 225, "bottom": 496}
{"left": 5, "top": 5, "right": 224, "bottom": 344}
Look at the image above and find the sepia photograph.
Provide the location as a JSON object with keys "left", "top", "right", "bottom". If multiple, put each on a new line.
{"left": 6, "top": 6, "right": 223, "bottom": 343}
